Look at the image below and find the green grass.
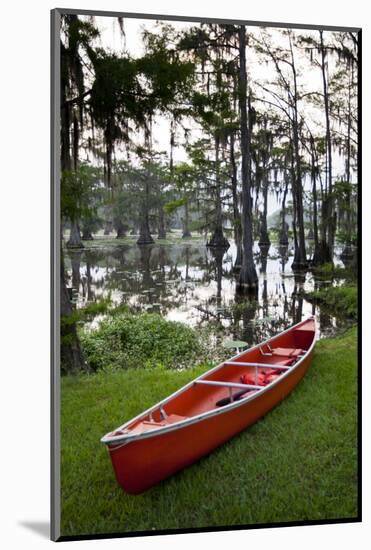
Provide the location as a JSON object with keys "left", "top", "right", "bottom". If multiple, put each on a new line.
{"left": 60, "top": 327, "right": 358, "bottom": 537}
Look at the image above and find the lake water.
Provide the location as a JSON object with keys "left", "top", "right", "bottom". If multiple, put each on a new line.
{"left": 63, "top": 233, "right": 351, "bottom": 348}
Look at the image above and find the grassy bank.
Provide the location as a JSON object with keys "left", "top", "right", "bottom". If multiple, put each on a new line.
{"left": 305, "top": 285, "right": 357, "bottom": 320}
{"left": 60, "top": 327, "right": 358, "bottom": 537}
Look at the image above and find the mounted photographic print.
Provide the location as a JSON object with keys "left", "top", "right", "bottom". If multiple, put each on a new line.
{"left": 51, "top": 7, "right": 361, "bottom": 542}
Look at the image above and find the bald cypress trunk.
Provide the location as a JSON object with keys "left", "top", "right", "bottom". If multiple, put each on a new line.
{"left": 67, "top": 219, "right": 83, "bottom": 248}
{"left": 258, "top": 123, "right": 271, "bottom": 248}
{"left": 82, "top": 223, "right": 94, "bottom": 240}
{"left": 116, "top": 220, "right": 127, "bottom": 238}
{"left": 182, "top": 201, "right": 191, "bottom": 238}
{"left": 137, "top": 180, "right": 154, "bottom": 245}
{"left": 207, "top": 134, "right": 229, "bottom": 248}
{"left": 342, "top": 66, "right": 354, "bottom": 261}
{"left": 309, "top": 140, "right": 321, "bottom": 265}
{"left": 137, "top": 217, "right": 154, "bottom": 245}
{"left": 60, "top": 255, "right": 89, "bottom": 374}
{"left": 60, "top": 16, "right": 87, "bottom": 373}
{"left": 290, "top": 38, "right": 307, "bottom": 270}
{"left": 317, "top": 30, "right": 334, "bottom": 265}
{"left": 258, "top": 168, "right": 270, "bottom": 247}
{"left": 279, "top": 177, "right": 289, "bottom": 246}
{"left": 158, "top": 206, "right": 166, "bottom": 239}
{"left": 237, "top": 26, "right": 258, "bottom": 293}
{"left": 230, "top": 132, "right": 243, "bottom": 269}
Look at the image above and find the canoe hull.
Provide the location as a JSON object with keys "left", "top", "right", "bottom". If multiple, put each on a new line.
{"left": 108, "top": 348, "right": 314, "bottom": 494}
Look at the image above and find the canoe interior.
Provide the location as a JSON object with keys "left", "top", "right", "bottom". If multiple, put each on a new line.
{"left": 111, "top": 318, "right": 315, "bottom": 438}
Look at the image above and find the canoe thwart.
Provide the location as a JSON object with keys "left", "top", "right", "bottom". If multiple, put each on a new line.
{"left": 224, "top": 361, "right": 292, "bottom": 370}
{"left": 194, "top": 379, "right": 262, "bottom": 391}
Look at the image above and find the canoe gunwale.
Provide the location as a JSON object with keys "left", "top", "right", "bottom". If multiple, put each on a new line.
{"left": 101, "top": 316, "right": 316, "bottom": 448}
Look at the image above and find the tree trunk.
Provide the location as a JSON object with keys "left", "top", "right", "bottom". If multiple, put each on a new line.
{"left": 116, "top": 220, "right": 127, "bottom": 239}
{"left": 137, "top": 182, "right": 154, "bottom": 245}
{"left": 207, "top": 225, "right": 229, "bottom": 249}
{"left": 103, "top": 192, "right": 113, "bottom": 235}
{"left": 316, "top": 196, "right": 333, "bottom": 264}
{"left": 291, "top": 282, "right": 304, "bottom": 325}
{"left": 60, "top": 37, "right": 72, "bottom": 174}
{"left": 230, "top": 132, "right": 243, "bottom": 270}
{"left": 182, "top": 200, "right": 192, "bottom": 238}
{"left": 158, "top": 206, "right": 167, "bottom": 239}
{"left": 342, "top": 67, "right": 354, "bottom": 259}
{"left": 67, "top": 219, "right": 83, "bottom": 248}
{"left": 208, "top": 134, "right": 229, "bottom": 248}
{"left": 290, "top": 44, "right": 307, "bottom": 271}
{"left": 69, "top": 250, "right": 81, "bottom": 290}
{"left": 279, "top": 177, "right": 289, "bottom": 246}
{"left": 237, "top": 26, "right": 258, "bottom": 293}
{"left": 60, "top": 27, "right": 87, "bottom": 374}
{"left": 82, "top": 222, "right": 94, "bottom": 240}
{"left": 103, "top": 218, "right": 113, "bottom": 236}
{"left": 310, "top": 146, "right": 321, "bottom": 266}
{"left": 137, "top": 218, "right": 154, "bottom": 245}
{"left": 291, "top": 143, "right": 307, "bottom": 270}
{"left": 319, "top": 30, "right": 334, "bottom": 265}
{"left": 139, "top": 245, "right": 154, "bottom": 287}
{"left": 60, "top": 255, "right": 89, "bottom": 374}
{"left": 86, "top": 258, "right": 93, "bottom": 301}
{"left": 210, "top": 247, "right": 225, "bottom": 305}
{"left": 258, "top": 169, "right": 270, "bottom": 247}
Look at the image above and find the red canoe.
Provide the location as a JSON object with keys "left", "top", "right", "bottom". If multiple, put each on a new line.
{"left": 101, "top": 317, "right": 316, "bottom": 494}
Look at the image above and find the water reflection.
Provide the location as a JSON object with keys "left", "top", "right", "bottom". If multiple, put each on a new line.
{"left": 64, "top": 240, "right": 351, "bottom": 347}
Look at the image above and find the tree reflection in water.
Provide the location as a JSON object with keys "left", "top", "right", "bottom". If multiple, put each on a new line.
{"left": 63, "top": 239, "right": 351, "bottom": 348}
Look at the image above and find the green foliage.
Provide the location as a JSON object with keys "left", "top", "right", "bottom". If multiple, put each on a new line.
{"left": 306, "top": 285, "right": 357, "bottom": 320}
{"left": 61, "top": 15, "right": 99, "bottom": 94}
{"left": 61, "top": 15, "right": 99, "bottom": 55}
{"left": 61, "top": 164, "right": 102, "bottom": 223}
{"left": 80, "top": 312, "right": 204, "bottom": 371}
{"left": 333, "top": 180, "right": 353, "bottom": 200}
{"left": 138, "top": 46, "right": 195, "bottom": 114}
{"left": 61, "top": 298, "right": 114, "bottom": 329}
{"left": 312, "top": 263, "right": 356, "bottom": 282}
{"left": 312, "top": 263, "right": 337, "bottom": 278}
{"left": 90, "top": 53, "right": 146, "bottom": 131}
{"left": 164, "top": 197, "right": 187, "bottom": 215}
{"left": 336, "top": 229, "right": 357, "bottom": 246}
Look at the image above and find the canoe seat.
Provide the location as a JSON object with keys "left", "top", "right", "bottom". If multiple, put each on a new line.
{"left": 162, "top": 414, "right": 188, "bottom": 425}
{"left": 260, "top": 343, "right": 305, "bottom": 359}
{"left": 131, "top": 414, "right": 188, "bottom": 434}
{"left": 271, "top": 347, "right": 305, "bottom": 357}
{"left": 144, "top": 414, "right": 188, "bottom": 426}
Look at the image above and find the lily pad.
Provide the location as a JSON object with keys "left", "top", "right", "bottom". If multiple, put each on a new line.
{"left": 223, "top": 339, "right": 248, "bottom": 350}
